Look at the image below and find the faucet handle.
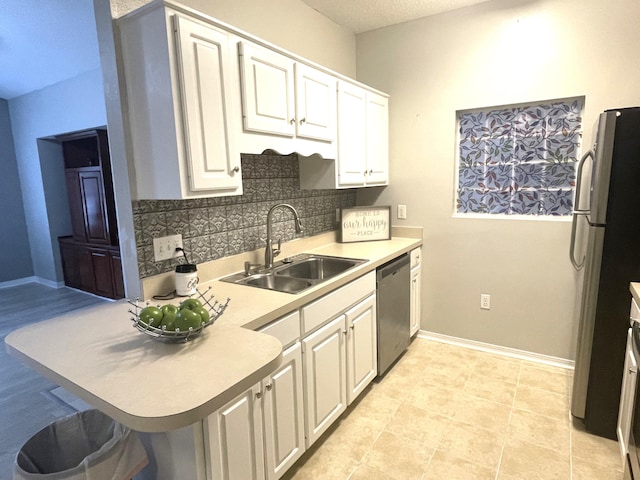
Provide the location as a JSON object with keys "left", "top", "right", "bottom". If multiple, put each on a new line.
{"left": 272, "top": 238, "right": 282, "bottom": 259}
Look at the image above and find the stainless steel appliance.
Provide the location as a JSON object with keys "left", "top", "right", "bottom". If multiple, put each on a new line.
{"left": 570, "top": 107, "right": 640, "bottom": 439}
{"left": 376, "top": 254, "right": 410, "bottom": 376}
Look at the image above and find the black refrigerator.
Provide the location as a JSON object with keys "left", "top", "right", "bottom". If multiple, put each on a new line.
{"left": 570, "top": 107, "right": 640, "bottom": 439}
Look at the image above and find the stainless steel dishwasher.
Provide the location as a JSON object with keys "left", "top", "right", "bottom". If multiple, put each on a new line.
{"left": 376, "top": 253, "right": 411, "bottom": 376}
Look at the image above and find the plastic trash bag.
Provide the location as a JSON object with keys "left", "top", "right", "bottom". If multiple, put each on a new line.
{"left": 14, "top": 409, "right": 148, "bottom": 480}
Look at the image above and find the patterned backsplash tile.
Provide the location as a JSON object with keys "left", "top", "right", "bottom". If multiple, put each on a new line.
{"left": 133, "top": 153, "right": 356, "bottom": 277}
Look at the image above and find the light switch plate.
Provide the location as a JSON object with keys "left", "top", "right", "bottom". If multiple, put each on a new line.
{"left": 397, "top": 204, "right": 407, "bottom": 219}
{"left": 153, "top": 234, "right": 183, "bottom": 262}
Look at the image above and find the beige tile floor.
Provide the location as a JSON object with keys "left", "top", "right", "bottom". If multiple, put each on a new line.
{"left": 282, "top": 337, "right": 623, "bottom": 480}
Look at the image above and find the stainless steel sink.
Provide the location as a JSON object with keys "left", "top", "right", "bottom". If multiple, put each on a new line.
{"left": 275, "top": 256, "right": 364, "bottom": 281}
{"left": 241, "top": 274, "right": 313, "bottom": 294}
{"left": 220, "top": 254, "right": 366, "bottom": 294}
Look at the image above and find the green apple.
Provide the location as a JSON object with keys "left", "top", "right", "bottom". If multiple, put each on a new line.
{"left": 160, "top": 314, "right": 177, "bottom": 331}
{"left": 195, "top": 307, "right": 210, "bottom": 324}
{"left": 175, "top": 308, "right": 202, "bottom": 331}
{"left": 180, "top": 298, "right": 203, "bottom": 312}
{"left": 138, "top": 306, "right": 163, "bottom": 328}
{"left": 160, "top": 304, "right": 179, "bottom": 327}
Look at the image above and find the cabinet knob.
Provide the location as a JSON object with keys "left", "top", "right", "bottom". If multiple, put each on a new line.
{"left": 300, "top": 117, "right": 306, "bottom": 124}
{"left": 265, "top": 384, "right": 273, "bottom": 391}
{"left": 231, "top": 166, "right": 240, "bottom": 174}
{"left": 369, "top": 169, "right": 373, "bottom": 175}
{"left": 349, "top": 325, "right": 355, "bottom": 330}
{"left": 256, "top": 391, "right": 263, "bottom": 399}
{"left": 290, "top": 118, "right": 296, "bottom": 125}
{"left": 342, "top": 329, "right": 347, "bottom": 335}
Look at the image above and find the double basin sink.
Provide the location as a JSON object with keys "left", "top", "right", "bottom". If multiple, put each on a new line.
{"left": 221, "top": 254, "right": 367, "bottom": 294}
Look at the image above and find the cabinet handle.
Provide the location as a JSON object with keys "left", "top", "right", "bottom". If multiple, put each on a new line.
{"left": 349, "top": 325, "right": 355, "bottom": 330}
{"left": 290, "top": 118, "right": 296, "bottom": 125}
{"left": 265, "top": 384, "right": 273, "bottom": 391}
{"left": 256, "top": 391, "right": 263, "bottom": 399}
{"left": 369, "top": 169, "right": 373, "bottom": 175}
{"left": 231, "top": 166, "right": 240, "bottom": 174}
{"left": 342, "top": 329, "right": 347, "bottom": 335}
{"left": 300, "top": 117, "right": 306, "bottom": 124}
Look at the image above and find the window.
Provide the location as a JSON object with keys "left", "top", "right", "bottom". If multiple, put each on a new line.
{"left": 456, "top": 98, "right": 583, "bottom": 216}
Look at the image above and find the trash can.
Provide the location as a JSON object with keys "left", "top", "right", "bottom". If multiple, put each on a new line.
{"left": 14, "top": 409, "right": 148, "bottom": 480}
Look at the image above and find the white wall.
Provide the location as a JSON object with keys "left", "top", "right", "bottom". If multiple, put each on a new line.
{"left": 111, "top": 0, "right": 356, "bottom": 77}
{"left": 356, "top": 0, "right": 640, "bottom": 359}
{"left": 9, "top": 69, "right": 108, "bottom": 283}
{"left": 0, "top": 99, "right": 32, "bottom": 282}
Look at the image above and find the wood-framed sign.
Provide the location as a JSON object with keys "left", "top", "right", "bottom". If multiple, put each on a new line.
{"left": 339, "top": 206, "right": 391, "bottom": 243}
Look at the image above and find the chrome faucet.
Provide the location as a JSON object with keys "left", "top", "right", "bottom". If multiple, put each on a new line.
{"left": 265, "top": 203, "right": 303, "bottom": 268}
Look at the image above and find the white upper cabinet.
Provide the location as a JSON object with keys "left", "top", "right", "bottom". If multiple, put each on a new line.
{"left": 299, "top": 80, "right": 389, "bottom": 190}
{"left": 118, "top": 6, "right": 242, "bottom": 199}
{"left": 238, "top": 42, "right": 296, "bottom": 137}
{"left": 238, "top": 42, "right": 337, "bottom": 158}
{"left": 365, "top": 92, "right": 390, "bottom": 186}
{"left": 295, "top": 63, "right": 336, "bottom": 142}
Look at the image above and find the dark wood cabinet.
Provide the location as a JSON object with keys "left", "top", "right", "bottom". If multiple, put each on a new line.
{"left": 59, "top": 237, "right": 124, "bottom": 300}
{"left": 58, "top": 129, "right": 124, "bottom": 299}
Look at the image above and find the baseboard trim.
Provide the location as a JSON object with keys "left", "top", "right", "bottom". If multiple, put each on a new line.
{"left": 417, "top": 330, "right": 575, "bottom": 370}
{"left": 0, "top": 276, "right": 64, "bottom": 290}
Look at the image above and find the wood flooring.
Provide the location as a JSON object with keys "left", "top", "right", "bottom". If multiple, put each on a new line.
{"left": 0, "top": 283, "right": 107, "bottom": 479}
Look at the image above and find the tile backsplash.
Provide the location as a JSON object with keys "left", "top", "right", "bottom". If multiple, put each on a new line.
{"left": 133, "top": 153, "right": 356, "bottom": 278}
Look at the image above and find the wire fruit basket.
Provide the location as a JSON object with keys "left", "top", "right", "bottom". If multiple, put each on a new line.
{"left": 128, "top": 287, "right": 230, "bottom": 342}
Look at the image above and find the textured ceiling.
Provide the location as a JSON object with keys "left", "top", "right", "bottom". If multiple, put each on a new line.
{"left": 0, "top": 0, "right": 100, "bottom": 100}
{"left": 301, "top": 0, "right": 493, "bottom": 33}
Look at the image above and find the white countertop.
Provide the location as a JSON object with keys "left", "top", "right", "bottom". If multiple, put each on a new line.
{"left": 5, "top": 233, "right": 422, "bottom": 433}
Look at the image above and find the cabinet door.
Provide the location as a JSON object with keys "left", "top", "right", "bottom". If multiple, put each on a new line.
{"left": 617, "top": 327, "right": 638, "bottom": 462}
{"left": 239, "top": 42, "right": 295, "bottom": 137}
{"left": 205, "top": 384, "right": 265, "bottom": 480}
{"left": 337, "top": 82, "right": 367, "bottom": 187}
{"left": 365, "top": 92, "right": 389, "bottom": 186}
{"left": 263, "top": 342, "right": 305, "bottom": 480}
{"left": 302, "top": 315, "right": 347, "bottom": 448}
{"left": 410, "top": 265, "right": 422, "bottom": 337}
{"left": 66, "top": 168, "right": 110, "bottom": 244}
{"left": 174, "top": 15, "right": 242, "bottom": 193}
{"left": 90, "top": 248, "right": 115, "bottom": 298}
{"left": 345, "top": 294, "right": 377, "bottom": 405}
{"left": 294, "top": 64, "right": 336, "bottom": 142}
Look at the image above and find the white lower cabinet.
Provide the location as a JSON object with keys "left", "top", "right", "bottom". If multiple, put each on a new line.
{"left": 302, "top": 314, "right": 348, "bottom": 448}
{"left": 263, "top": 342, "right": 305, "bottom": 480}
{"left": 204, "top": 273, "right": 379, "bottom": 478}
{"left": 204, "top": 384, "right": 265, "bottom": 480}
{"left": 410, "top": 248, "right": 422, "bottom": 337}
{"left": 345, "top": 294, "right": 377, "bottom": 404}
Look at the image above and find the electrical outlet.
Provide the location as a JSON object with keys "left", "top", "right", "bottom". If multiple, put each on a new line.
{"left": 153, "top": 234, "right": 183, "bottom": 262}
{"left": 480, "top": 293, "right": 491, "bottom": 310}
{"left": 397, "top": 204, "right": 407, "bottom": 219}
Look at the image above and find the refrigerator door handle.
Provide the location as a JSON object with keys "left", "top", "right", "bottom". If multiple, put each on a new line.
{"left": 574, "top": 149, "right": 595, "bottom": 214}
{"left": 570, "top": 211, "right": 588, "bottom": 270}
{"left": 569, "top": 149, "right": 595, "bottom": 270}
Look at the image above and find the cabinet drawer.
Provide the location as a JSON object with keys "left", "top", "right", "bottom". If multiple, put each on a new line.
{"left": 410, "top": 247, "right": 422, "bottom": 268}
{"left": 301, "top": 271, "right": 375, "bottom": 335}
{"left": 258, "top": 311, "right": 301, "bottom": 348}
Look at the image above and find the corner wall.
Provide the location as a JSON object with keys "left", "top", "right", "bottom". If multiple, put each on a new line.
{"left": 8, "top": 69, "right": 108, "bottom": 284}
{"left": 0, "top": 99, "right": 32, "bottom": 283}
{"left": 355, "top": 0, "right": 640, "bottom": 359}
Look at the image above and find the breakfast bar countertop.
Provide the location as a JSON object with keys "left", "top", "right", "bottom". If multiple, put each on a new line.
{"left": 5, "top": 231, "right": 422, "bottom": 433}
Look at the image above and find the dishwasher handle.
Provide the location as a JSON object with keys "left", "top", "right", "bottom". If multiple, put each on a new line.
{"left": 377, "top": 253, "right": 410, "bottom": 282}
